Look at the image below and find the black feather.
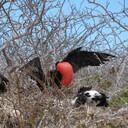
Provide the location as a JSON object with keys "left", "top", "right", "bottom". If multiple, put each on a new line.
{"left": 62, "top": 47, "right": 115, "bottom": 72}
{"left": 20, "top": 57, "right": 45, "bottom": 91}
{"left": 78, "top": 86, "right": 92, "bottom": 94}
{"left": 0, "top": 73, "right": 9, "bottom": 93}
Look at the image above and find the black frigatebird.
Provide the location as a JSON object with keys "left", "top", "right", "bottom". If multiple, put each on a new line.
{"left": 21, "top": 47, "right": 115, "bottom": 91}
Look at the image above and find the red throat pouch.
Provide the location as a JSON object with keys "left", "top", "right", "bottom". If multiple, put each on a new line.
{"left": 56, "top": 62, "right": 74, "bottom": 86}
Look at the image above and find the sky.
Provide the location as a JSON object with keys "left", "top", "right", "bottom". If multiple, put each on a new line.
{"left": 61, "top": 0, "right": 128, "bottom": 53}
{"left": 4, "top": 0, "right": 127, "bottom": 20}
{"left": 2, "top": 0, "right": 128, "bottom": 54}
{"left": 62, "top": 0, "right": 127, "bottom": 12}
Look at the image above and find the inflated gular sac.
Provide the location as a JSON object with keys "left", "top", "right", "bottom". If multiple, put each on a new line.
{"left": 56, "top": 62, "right": 74, "bottom": 86}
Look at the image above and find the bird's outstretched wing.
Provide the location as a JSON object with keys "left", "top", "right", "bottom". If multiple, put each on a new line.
{"left": 20, "top": 57, "right": 45, "bottom": 91}
{"left": 62, "top": 47, "right": 115, "bottom": 73}
{"left": 0, "top": 73, "right": 9, "bottom": 92}
{"left": 20, "top": 48, "right": 115, "bottom": 91}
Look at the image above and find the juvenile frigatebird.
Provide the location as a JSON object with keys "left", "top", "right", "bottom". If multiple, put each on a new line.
{"left": 71, "top": 86, "right": 109, "bottom": 107}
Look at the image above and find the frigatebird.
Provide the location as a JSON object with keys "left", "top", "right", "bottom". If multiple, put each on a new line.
{"left": 71, "top": 86, "right": 109, "bottom": 107}
{"left": 21, "top": 47, "right": 115, "bottom": 91}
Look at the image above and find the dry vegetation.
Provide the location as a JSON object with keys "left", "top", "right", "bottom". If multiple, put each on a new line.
{"left": 0, "top": 0, "right": 128, "bottom": 128}
{"left": 1, "top": 56, "right": 128, "bottom": 128}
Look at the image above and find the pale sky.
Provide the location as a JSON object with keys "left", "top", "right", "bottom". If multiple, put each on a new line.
{"left": 2, "top": 0, "right": 128, "bottom": 54}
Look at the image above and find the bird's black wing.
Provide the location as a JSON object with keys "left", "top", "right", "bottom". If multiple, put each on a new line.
{"left": 0, "top": 73, "right": 9, "bottom": 92}
{"left": 20, "top": 57, "right": 45, "bottom": 91}
{"left": 62, "top": 47, "right": 115, "bottom": 73}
